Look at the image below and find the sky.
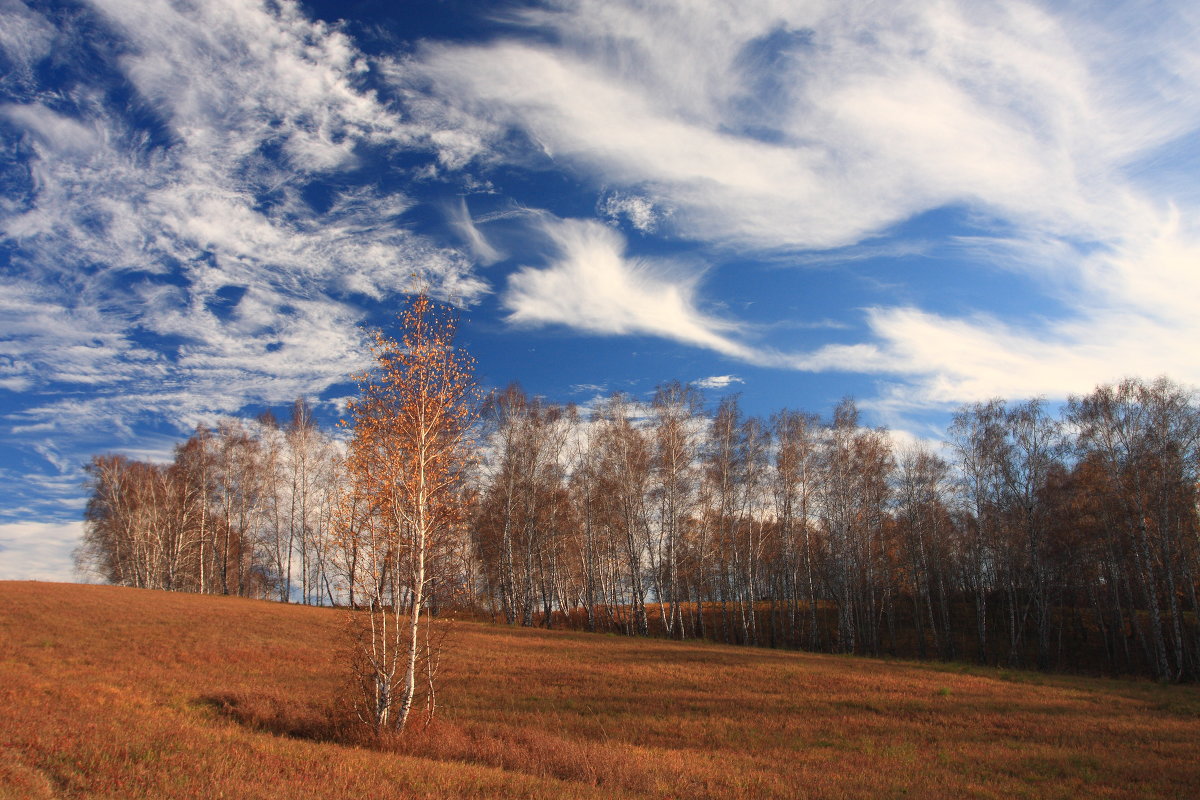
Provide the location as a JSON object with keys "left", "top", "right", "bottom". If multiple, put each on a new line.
{"left": 2, "top": 0, "right": 1198, "bottom": 582}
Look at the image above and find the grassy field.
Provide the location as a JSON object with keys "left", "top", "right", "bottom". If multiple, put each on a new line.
{"left": 2, "top": 582, "right": 1199, "bottom": 799}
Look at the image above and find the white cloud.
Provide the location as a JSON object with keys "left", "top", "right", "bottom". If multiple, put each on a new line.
{"left": 780, "top": 209, "right": 1200, "bottom": 408}
{"left": 407, "top": 0, "right": 1200, "bottom": 411}
{"left": 600, "top": 192, "right": 661, "bottom": 233}
{"left": 410, "top": 0, "right": 1167, "bottom": 249}
{"left": 1, "top": 104, "right": 102, "bottom": 155}
{"left": 447, "top": 197, "right": 505, "bottom": 265}
{"left": 503, "top": 216, "right": 753, "bottom": 359}
{"left": 0, "top": 521, "right": 84, "bottom": 582}
{"left": 0, "top": 0, "right": 57, "bottom": 83}
{"left": 0, "top": 277, "right": 167, "bottom": 392}
{"left": 694, "top": 375, "right": 744, "bottom": 390}
{"left": 0, "top": 0, "right": 488, "bottom": 439}
{"left": 94, "top": 0, "right": 400, "bottom": 172}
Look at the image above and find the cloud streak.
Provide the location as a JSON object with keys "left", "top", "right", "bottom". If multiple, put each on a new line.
{"left": 0, "top": 0, "right": 487, "bottom": 436}
{"left": 409, "top": 0, "right": 1200, "bottom": 406}
{"left": 695, "top": 375, "right": 744, "bottom": 390}
{"left": 412, "top": 0, "right": 1159, "bottom": 248}
{"left": 503, "top": 216, "right": 754, "bottom": 360}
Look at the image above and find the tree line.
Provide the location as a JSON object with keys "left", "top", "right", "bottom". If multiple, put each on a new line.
{"left": 79, "top": 374, "right": 1200, "bottom": 681}
{"left": 78, "top": 399, "right": 341, "bottom": 604}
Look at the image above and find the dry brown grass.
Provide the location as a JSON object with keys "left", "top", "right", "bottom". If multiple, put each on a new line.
{"left": 2, "top": 582, "right": 1198, "bottom": 799}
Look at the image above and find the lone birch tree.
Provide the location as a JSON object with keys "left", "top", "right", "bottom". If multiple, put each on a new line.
{"left": 337, "top": 293, "right": 477, "bottom": 733}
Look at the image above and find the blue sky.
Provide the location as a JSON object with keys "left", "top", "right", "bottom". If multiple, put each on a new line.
{"left": 2, "top": 0, "right": 1199, "bottom": 581}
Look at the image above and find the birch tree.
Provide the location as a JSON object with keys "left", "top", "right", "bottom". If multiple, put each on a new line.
{"left": 648, "top": 381, "right": 703, "bottom": 638}
{"left": 770, "top": 409, "right": 822, "bottom": 650}
{"left": 1068, "top": 377, "right": 1200, "bottom": 680}
{"left": 947, "top": 399, "right": 1007, "bottom": 664}
{"left": 336, "top": 293, "right": 477, "bottom": 733}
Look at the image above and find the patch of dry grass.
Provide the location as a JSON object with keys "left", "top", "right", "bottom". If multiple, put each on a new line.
{"left": 2, "top": 582, "right": 1198, "bottom": 798}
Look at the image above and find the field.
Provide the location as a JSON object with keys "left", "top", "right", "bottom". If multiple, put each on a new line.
{"left": 2, "top": 583, "right": 1199, "bottom": 799}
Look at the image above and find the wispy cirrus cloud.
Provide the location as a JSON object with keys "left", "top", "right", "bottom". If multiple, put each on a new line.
{"left": 503, "top": 215, "right": 754, "bottom": 360}
{"left": 411, "top": 0, "right": 1156, "bottom": 249}
{"left": 446, "top": 197, "right": 505, "bottom": 266}
{"left": 694, "top": 375, "right": 744, "bottom": 391}
{"left": 408, "top": 0, "right": 1200, "bottom": 408}
{"left": 599, "top": 192, "right": 663, "bottom": 233}
{"left": 0, "top": 0, "right": 486, "bottom": 439}
{"left": 821, "top": 222, "right": 1200, "bottom": 411}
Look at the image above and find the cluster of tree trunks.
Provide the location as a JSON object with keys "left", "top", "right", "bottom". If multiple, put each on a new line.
{"left": 471, "top": 377, "right": 1200, "bottom": 681}
{"left": 78, "top": 399, "right": 343, "bottom": 605}
{"left": 81, "top": 375, "right": 1200, "bottom": 681}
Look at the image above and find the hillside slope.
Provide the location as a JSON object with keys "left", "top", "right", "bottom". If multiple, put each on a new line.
{"left": 2, "top": 582, "right": 1199, "bottom": 799}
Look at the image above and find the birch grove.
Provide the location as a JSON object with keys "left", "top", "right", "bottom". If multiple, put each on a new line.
{"left": 80, "top": 374, "right": 1200, "bottom": 680}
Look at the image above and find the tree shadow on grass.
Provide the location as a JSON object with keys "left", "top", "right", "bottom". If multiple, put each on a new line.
{"left": 194, "top": 691, "right": 448, "bottom": 752}
{"left": 195, "top": 691, "right": 362, "bottom": 745}
{"left": 194, "top": 691, "right": 670, "bottom": 793}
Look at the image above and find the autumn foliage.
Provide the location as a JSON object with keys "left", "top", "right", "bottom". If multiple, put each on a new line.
{"left": 335, "top": 293, "right": 477, "bottom": 732}
{"left": 76, "top": 405, "right": 342, "bottom": 603}
{"left": 78, "top": 366, "right": 1200, "bottom": 682}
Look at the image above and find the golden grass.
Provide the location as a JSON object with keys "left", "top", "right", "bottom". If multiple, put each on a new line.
{"left": 2, "top": 582, "right": 1198, "bottom": 799}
